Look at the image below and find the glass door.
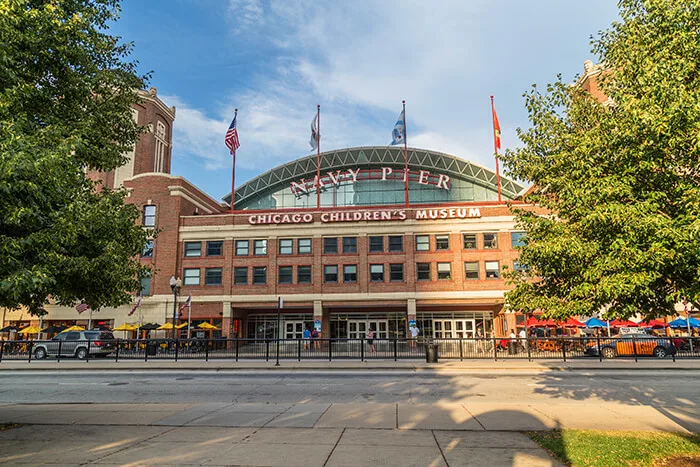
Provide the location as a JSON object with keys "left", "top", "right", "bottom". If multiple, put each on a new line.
{"left": 348, "top": 320, "right": 388, "bottom": 338}
{"left": 285, "top": 321, "right": 305, "bottom": 339}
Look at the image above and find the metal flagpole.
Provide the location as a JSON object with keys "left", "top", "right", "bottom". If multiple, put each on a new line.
{"left": 187, "top": 300, "right": 192, "bottom": 340}
{"left": 230, "top": 108, "right": 237, "bottom": 214}
{"left": 403, "top": 100, "right": 409, "bottom": 207}
{"left": 316, "top": 105, "right": 321, "bottom": 210}
{"left": 88, "top": 308, "right": 92, "bottom": 330}
{"left": 685, "top": 301, "right": 694, "bottom": 353}
{"left": 490, "top": 96, "right": 503, "bottom": 203}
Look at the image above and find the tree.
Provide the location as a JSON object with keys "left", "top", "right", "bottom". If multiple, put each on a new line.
{"left": 0, "top": 0, "right": 151, "bottom": 315}
{"left": 501, "top": 0, "right": 700, "bottom": 320}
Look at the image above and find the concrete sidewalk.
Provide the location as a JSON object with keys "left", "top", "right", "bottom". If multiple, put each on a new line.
{"left": 1, "top": 359, "right": 699, "bottom": 372}
{"left": 1, "top": 400, "right": 698, "bottom": 466}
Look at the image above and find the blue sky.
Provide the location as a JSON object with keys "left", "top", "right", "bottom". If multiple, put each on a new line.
{"left": 112, "top": 0, "right": 619, "bottom": 201}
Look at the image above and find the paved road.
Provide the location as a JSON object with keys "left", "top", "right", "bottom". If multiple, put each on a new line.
{"left": 0, "top": 369, "right": 698, "bottom": 406}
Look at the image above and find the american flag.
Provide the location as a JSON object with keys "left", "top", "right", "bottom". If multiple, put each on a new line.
{"left": 179, "top": 295, "right": 191, "bottom": 312}
{"left": 75, "top": 303, "right": 90, "bottom": 314}
{"left": 128, "top": 297, "right": 142, "bottom": 317}
{"left": 224, "top": 112, "right": 240, "bottom": 155}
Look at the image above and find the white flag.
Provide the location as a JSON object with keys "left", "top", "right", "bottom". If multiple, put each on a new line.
{"left": 309, "top": 114, "right": 319, "bottom": 150}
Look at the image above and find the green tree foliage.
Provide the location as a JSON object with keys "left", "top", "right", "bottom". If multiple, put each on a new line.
{"left": 501, "top": 0, "right": 700, "bottom": 320}
{"left": 0, "top": 0, "right": 151, "bottom": 315}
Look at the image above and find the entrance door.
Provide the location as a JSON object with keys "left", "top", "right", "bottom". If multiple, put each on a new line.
{"left": 433, "top": 320, "right": 475, "bottom": 338}
{"left": 285, "top": 321, "right": 305, "bottom": 339}
{"left": 348, "top": 320, "right": 388, "bottom": 339}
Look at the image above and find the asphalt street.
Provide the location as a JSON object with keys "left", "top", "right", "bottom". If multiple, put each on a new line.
{"left": 0, "top": 370, "right": 697, "bottom": 407}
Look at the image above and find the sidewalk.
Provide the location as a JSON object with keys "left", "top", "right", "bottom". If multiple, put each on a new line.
{"left": 1, "top": 359, "right": 699, "bottom": 372}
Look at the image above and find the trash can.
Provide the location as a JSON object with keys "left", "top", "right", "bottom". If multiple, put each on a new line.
{"left": 508, "top": 340, "right": 517, "bottom": 355}
{"left": 146, "top": 342, "right": 157, "bottom": 356}
{"left": 425, "top": 342, "right": 439, "bottom": 363}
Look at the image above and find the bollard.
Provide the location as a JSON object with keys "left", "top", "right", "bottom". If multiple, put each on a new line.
{"left": 394, "top": 338, "right": 398, "bottom": 362}
{"left": 145, "top": 339, "right": 149, "bottom": 362}
{"left": 205, "top": 339, "right": 209, "bottom": 362}
{"left": 27, "top": 341, "right": 33, "bottom": 363}
{"left": 265, "top": 339, "right": 269, "bottom": 362}
{"left": 297, "top": 339, "right": 301, "bottom": 362}
{"left": 115, "top": 342, "right": 120, "bottom": 363}
{"left": 57, "top": 340, "right": 62, "bottom": 363}
{"left": 361, "top": 338, "right": 364, "bottom": 362}
{"left": 459, "top": 338, "right": 463, "bottom": 361}
{"left": 328, "top": 339, "right": 332, "bottom": 362}
{"left": 235, "top": 338, "right": 239, "bottom": 362}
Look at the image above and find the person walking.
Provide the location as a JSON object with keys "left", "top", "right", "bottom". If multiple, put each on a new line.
{"left": 409, "top": 324, "right": 420, "bottom": 349}
{"left": 311, "top": 327, "right": 319, "bottom": 350}
{"left": 367, "top": 327, "right": 375, "bottom": 353}
{"left": 303, "top": 327, "right": 311, "bottom": 350}
{"left": 518, "top": 327, "right": 528, "bottom": 352}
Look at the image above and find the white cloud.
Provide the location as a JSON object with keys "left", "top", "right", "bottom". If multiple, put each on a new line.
{"left": 167, "top": 0, "right": 618, "bottom": 185}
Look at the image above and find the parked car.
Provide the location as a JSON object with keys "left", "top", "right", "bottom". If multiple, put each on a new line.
{"left": 585, "top": 334, "right": 676, "bottom": 359}
{"left": 33, "top": 330, "right": 116, "bottom": 360}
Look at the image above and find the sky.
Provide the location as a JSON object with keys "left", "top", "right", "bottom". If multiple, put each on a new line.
{"left": 111, "top": 0, "right": 620, "bottom": 201}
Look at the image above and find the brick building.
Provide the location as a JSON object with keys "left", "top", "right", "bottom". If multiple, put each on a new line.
{"left": 1, "top": 88, "right": 541, "bottom": 339}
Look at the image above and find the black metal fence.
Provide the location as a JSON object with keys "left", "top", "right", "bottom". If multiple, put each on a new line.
{"left": 0, "top": 336, "right": 698, "bottom": 363}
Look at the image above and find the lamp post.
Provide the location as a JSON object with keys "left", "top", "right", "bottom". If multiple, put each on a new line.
{"left": 169, "top": 276, "right": 182, "bottom": 340}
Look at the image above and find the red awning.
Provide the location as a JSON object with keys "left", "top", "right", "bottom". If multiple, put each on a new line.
{"left": 559, "top": 318, "right": 585, "bottom": 328}
{"left": 526, "top": 317, "right": 558, "bottom": 327}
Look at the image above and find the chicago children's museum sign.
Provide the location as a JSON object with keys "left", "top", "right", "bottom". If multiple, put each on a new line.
{"left": 248, "top": 207, "right": 482, "bottom": 225}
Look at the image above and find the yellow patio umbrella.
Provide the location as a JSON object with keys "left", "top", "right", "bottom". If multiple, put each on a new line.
{"left": 175, "top": 322, "right": 189, "bottom": 329}
{"left": 157, "top": 323, "right": 176, "bottom": 330}
{"left": 113, "top": 323, "right": 138, "bottom": 332}
{"left": 197, "top": 322, "right": 220, "bottom": 331}
{"left": 18, "top": 325, "right": 40, "bottom": 335}
{"left": 62, "top": 325, "right": 85, "bottom": 332}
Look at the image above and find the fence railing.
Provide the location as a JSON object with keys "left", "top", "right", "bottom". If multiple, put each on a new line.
{"left": 0, "top": 336, "right": 697, "bottom": 363}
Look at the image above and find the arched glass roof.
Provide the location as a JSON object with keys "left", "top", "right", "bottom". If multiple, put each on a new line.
{"left": 224, "top": 146, "right": 523, "bottom": 210}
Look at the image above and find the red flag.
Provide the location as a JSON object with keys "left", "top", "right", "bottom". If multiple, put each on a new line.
{"left": 75, "top": 303, "right": 90, "bottom": 314}
{"left": 492, "top": 102, "right": 501, "bottom": 151}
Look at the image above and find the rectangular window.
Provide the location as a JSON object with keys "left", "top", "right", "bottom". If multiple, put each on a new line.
{"left": 141, "top": 239, "right": 154, "bottom": 258}
{"left": 324, "top": 237, "right": 338, "bottom": 254}
{"left": 298, "top": 238, "right": 312, "bottom": 254}
{"left": 343, "top": 237, "right": 357, "bottom": 253}
{"left": 463, "top": 233, "right": 477, "bottom": 249}
{"left": 279, "top": 239, "right": 293, "bottom": 255}
{"left": 205, "top": 268, "right": 222, "bottom": 286}
{"left": 278, "top": 266, "right": 293, "bottom": 284}
{"left": 435, "top": 234, "right": 450, "bottom": 250}
{"left": 254, "top": 239, "right": 267, "bottom": 256}
{"left": 437, "top": 262, "right": 452, "bottom": 280}
{"left": 483, "top": 233, "right": 498, "bottom": 249}
{"left": 370, "top": 264, "right": 384, "bottom": 282}
{"left": 252, "top": 266, "right": 267, "bottom": 284}
{"left": 369, "top": 236, "right": 384, "bottom": 253}
{"left": 511, "top": 232, "right": 527, "bottom": 248}
{"left": 184, "top": 241, "right": 201, "bottom": 257}
{"left": 415, "top": 235, "right": 430, "bottom": 251}
{"left": 206, "top": 241, "right": 223, "bottom": 257}
{"left": 324, "top": 265, "right": 338, "bottom": 283}
{"left": 388, "top": 236, "right": 403, "bottom": 252}
{"left": 143, "top": 205, "right": 156, "bottom": 227}
{"left": 233, "top": 267, "right": 248, "bottom": 285}
{"left": 416, "top": 263, "right": 431, "bottom": 281}
{"left": 343, "top": 265, "right": 357, "bottom": 283}
{"left": 140, "top": 276, "right": 151, "bottom": 296}
{"left": 297, "top": 266, "right": 312, "bottom": 284}
{"left": 485, "top": 261, "right": 500, "bottom": 278}
{"left": 183, "top": 268, "right": 200, "bottom": 286}
{"left": 464, "top": 262, "right": 479, "bottom": 280}
{"left": 390, "top": 264, "right": 404, "bottom": 282}
{"left": 235, "top": 240, "right": 249, "bottom": 256}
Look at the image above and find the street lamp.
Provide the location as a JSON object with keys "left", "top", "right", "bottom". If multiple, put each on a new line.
{"left": 169, "top": 276, "right": 182, "bottom": 340}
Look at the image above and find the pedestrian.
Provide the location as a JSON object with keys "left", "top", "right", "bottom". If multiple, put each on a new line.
{"left": 303, "top": 327, "right": 311, "bottom": 350}
{"left": 312, "top": 327, "right": 320, "bottom": 350}
{"left": 409, "top": 324, "right": 420, "bottom": 348}
{"left": 315, "top": 328, "right": 322, "bottom": 349}
{"left": 367, "top": 327, "right": 375, "bottom": 353}
{"left": 518, "top": 327, "right": 527, "bottom": 352}
{"left": 509, "top": 329, "right": 517, "bottom": 354}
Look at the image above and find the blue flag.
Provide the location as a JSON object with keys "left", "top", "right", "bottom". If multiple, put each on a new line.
{"left": 391, "top": 109, "right": 405, "bottom": 145}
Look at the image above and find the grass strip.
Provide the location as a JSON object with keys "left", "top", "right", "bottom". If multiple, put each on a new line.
{"left": 0, "top": 423, "right": 21, "bottom": 431}
{"left": 528, "top": 430, "right": 700, "bottom": 467}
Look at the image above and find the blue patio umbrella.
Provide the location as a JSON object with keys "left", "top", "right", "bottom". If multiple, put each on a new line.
{"left": 667, "top": 317, "right": 700, "bottom": 329}
{"left": 584, "top": 317, "right": 609, "bottom": 328}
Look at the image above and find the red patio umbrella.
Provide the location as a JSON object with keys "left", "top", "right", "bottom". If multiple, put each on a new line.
{"left": 637, "top": 319, "right": 668, "bottom": 328}
{"left": 610, "top": 319, "right": 639, "bottom": 328}
{"left": 526, "top": 317, "right": 557, "bottom": 327}
{"left": 559, "top": 318, "right": 585, "bottom": 328}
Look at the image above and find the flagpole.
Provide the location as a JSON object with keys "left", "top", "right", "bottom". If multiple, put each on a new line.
{"left": 230, "top": 108, "right": 238, "bottom": 214}
{"left": 316, "top": 104, "right": 321, "bottom": 210}
{"left": 490, "top": 96, "right": 502, "bottom": 203}
{"left": 187, "top": 300, "right": 192, "bottom": 340}
{"left": 403, "top": 100, "right": 409, "bottom": 207}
